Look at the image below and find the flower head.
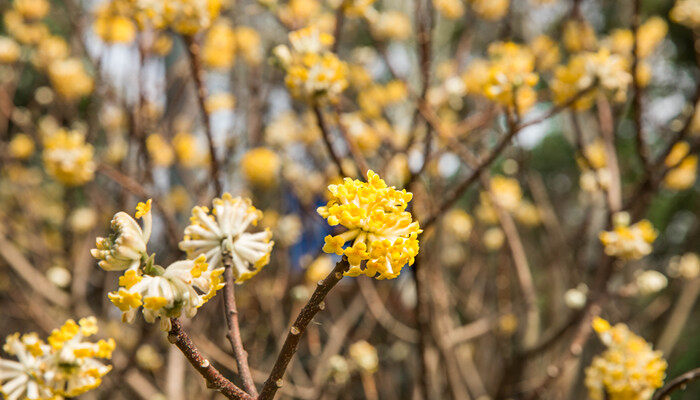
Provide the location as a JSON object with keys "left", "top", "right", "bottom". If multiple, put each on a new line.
{"left": 274, "top": 27, "right": 348, "bottom": 102}
{"left": 43, "top": 318, "right": 114, "bottom": 397}
{"left": 1, "top": 317, "right": 114, "bottom": 400}
{"left": 599, "top": 212, "right": 657, "bottom": 260}
{"left": 179, "top": 194, "right": 274, "bottom": 283}
{"left": 42, "top": 128, "right": 95, "bottom": 186}
{"left": 107, "top": 255, "right": 225, "bottom": 331}
{"left": 164, "top": 0, "right": 222, "bottom": 35}
{"left": 585, "top": 318, "right": 666, "bottom": 400}
{"left": 92, "top": 199, "right": 152, "bottom": 271}
{"left": 317, "top": 170, "right": 421, "bottom": 279}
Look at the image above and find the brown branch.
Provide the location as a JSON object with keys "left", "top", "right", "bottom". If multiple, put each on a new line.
{"left": 313, "top": 105, "right": 349, "bottom": 177}
{"left": 258, "top": 257, "right": 350, "bottom": 400}
{"left": 420, "top": 84, "right": 596, "bottom": 230}
{"left": 331, "top": 1, "right": 346, "bottom": 53}
{"left": 222, "top": 252, "right": 258, "bottom": 396}
{"left": 652, "top": 367, "right": 700, "bottom": 400}
{"left": 333, "top": 104, "right": 370, "bottom": 177}
{"left": 183, "top": 34, "right": 223, "bottom": 195}
{"left": 167, "top": 318, "right": 253, "bottom": 400}
{"left": 631, "top": 0, "right": 653, "bottom": 178}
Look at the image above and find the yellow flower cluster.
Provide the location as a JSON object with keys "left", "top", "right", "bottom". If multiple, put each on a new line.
{"left": 274, "top": 27, "right": 349, "bottom": 102}
{"left": 48, "top": 58, "right": 94, "bottom": 100}
{"left": 585, "top": 318, "right": 666, "bottom": 400}
{"left": 3, "top": 0, "right": 49, "bottom": 46}
{"left": 241, "top": 147, "right": 281, "bottom": 187}
{"left": 42, "top": 128, "right": 95, "bottom": 186}
{"left": 317, "top": 170, "right": 421, "bottom": 279}
{"left": 435, "top": 0, "right": 465, "bottom": 20}
{"left": 551, "top": 49, "right": 631, "bottom": 109}
{"left": 348, "top": 340, "right": 378, "bottom": 373}
{"left": 468, "top": 42, "right": 539, "bottom": 114}
{"left": 173, "top": 131, "right": 209, "bottom": 167}
{"left": 164, "top": 0, "right": 222, "bottom": 35}
{"left": 599, "top": 212, "right": 657, "bottom": 260}
{"left": 563, "top": 19, "right": 598, "bottom": 52}
{"left": 663, "top": 141, "right": 698, "bottom": 190}
{"left": 578, "top": 139, "right": 612, "bottom": 192}
{"left": 8, "top": 133, "right": 35, "bottom": 159}
{"left": 201, "top": 21, "right": 263, "bottom": 68}
{"left": 357, "top": 80, "right": 407, "bottom": 118}
{"left": 0, "top": 317, "right": 114, "bottom": 400}
{"left": 94, "top": 200, "right": 226, "bottom": 331}
{"left": 93, "top": 0, "right": 138, "bottom": 43}
{"left": 367, "top": 11, "right": 412, "bottom": 41}
{"left": 670, "top": 0, "right": 700, "bottom": 28}
{"left": 0, "top": 36, "right": 21, "bottom": 64}
{"left": 179, "top": 194, "right": 275, "bottom": 283}
{"left": 469, "top": 0, "right": 509, "bottom": 21}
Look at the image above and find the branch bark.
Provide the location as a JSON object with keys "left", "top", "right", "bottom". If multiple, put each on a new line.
{"left": 167, "top": 318, "right": 253, "bottom": 400}
{"left": 258, "top": 257, "right": 350, "bottom": 400}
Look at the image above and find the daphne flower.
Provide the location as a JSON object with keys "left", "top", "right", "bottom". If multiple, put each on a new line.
{"left": 42, "top": 128, "right": 95, "bottom": 186}
{"left": 317, "top": 170, "right": 421, "bottom": 280}
{"left": 1, "top": 318, "right": 114, "bottom": 400}
{"left": 92, "top": 200, "right": 152, "bottom": 271}
{"left": 348, "top": 341, "right": 378, "bottom": 373}
{"left": 585, "top": 318, "right": 666, "bottom": 400}
{"left": 44, "top": 318, "right": 115, "bottom": 397}
{"left": 599, "top": 212, "right": 657, "bottom": 260}
{"left": 164, "top": 0, "right": 222, "bottom": 35}
{"left": 635, "top": 270, "right": 668, "bottom": 296}
{"left": 179, "top": 194, "right": 274, "bottom": 283}
{"left": 274, "top": 27, "right": 348, "bottom": 102}
{"left": 108, "top": 255, "right": 225, "bottom": 331}
{"left": 0, "top": 333, "right": 52, "bottom": 400}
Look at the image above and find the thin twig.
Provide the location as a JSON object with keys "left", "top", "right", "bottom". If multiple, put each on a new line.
{"left": 420, "top": 85, "right": 596, "bottom": 230}
{"left": 184, "top": 34, "right": 223, "bottom": 195}
{"left": 222, "top": 252, "right": 258, "bottom": 396}
{"left": 631, "top": 0, "right": 653, "bottom": 178}
{"left": 313, "top": 105, "right": 348, "bottom": 177}
{"left": 652, "top": 367, "right": 700, "bottom": 400}
{"left": 258, "top": 258, "right": 350, "bottom": 400}
{"left": 167, "top": 318, "right": 253, "bottom": 400}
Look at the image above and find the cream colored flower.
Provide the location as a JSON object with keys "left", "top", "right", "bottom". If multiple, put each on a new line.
{"left": 179, "top": 194, "right": 274, "bottom": 283}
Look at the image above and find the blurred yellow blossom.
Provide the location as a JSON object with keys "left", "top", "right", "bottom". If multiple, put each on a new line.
{"left": 305, "top": 255, "right": 334, "bottom": 283}
{"left": 48, "top": 58, "right": 94, "bottom": 100}
{"left": 165, "top": 0, "right": 222, "bottom": 35}
{"left": 599, "top": 212, "right": 657, "bottom": 260}
{"left": 202, "top": 21, "right": 236, "bottom": 69}
{"left": 234, "top": 26, "right": 263, "bottom": 65}
{"left": 8, "top": 133, "right": 35, "bottom": 159}
{"left": 670, "top": 0, "right": 700, "bottom": 29}
{"left": 585, "top": 318, "right": 666, "bottom": 400}
{"left": 563, "top": 19, "right": 597, "bottom": 52}
{"left": 0, "top": 37, "right": 21, "bottom": 64}
{"left": 470, "top": 0, "right": 509, "bottom": 21}
{"left": 274, "top": 27, "right": 348, "bottom": 102}
{"left": 348, "top": 341, "right": 378, "bottom": 373}
{"left": 435, "top": 0, "right": 465, "bottom": 20}
{"left": 146, "top": 133, "right": 175, "bottom": 167}
{"left": 0, "top": 318, "right": 114, "bottom": 400}
{"left": 241, "top": 147, "right": 281, "bottom": 187}
{"left": 13, "top": 0, "right": 50, "bottom": 20}
{"left": 42, "top": 129, "right": 95, "bottom": 186}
